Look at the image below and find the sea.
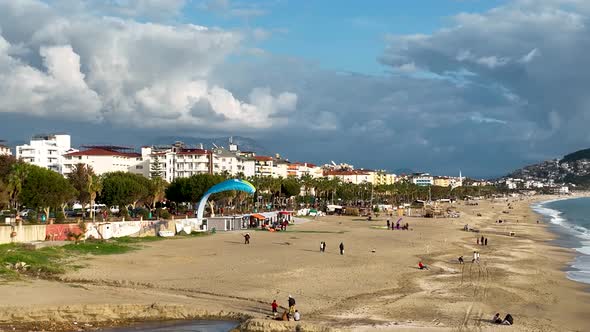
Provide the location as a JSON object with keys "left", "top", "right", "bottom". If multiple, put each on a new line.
{"left": 532, "top": 197, "right": 590, "bottom": 285}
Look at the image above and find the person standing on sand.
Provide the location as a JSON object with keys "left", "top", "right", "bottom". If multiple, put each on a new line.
{"left": 271, "top": 300, "right": 278, "bottom": 317}
{"left": 339, "top": 242, "right": 344, "bottom": 255}
{"left": 472, "top": 251, "right": 477, "bottom": 263}
{"left": 481, "top": 236, "right": 484, "bottom": 245}
{"left": 387, "top": 219, "right": 390, "bottom": 229}
{"left": 485, "top": 238, "right": 488, "bottom": 246}
{"left": 458, "top": 256, "right": 464, "bottom": 264}
{"left": 288, "top": 295, "right": 296, "bottom": 315}
{"left": 244, "top": 233, "right": 250, "bottom": 244}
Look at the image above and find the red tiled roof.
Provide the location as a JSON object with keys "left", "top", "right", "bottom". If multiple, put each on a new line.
{"left": 64, "top": 148, "right": 141, "bottom": 158}
{"left": 177, "top": 149, "right": 209, "bottom": 155}
{"left": 292, "top": 162, "right": 317, "bottom": 168}
{"left": 324, "top": 170, "right": 370, "bottom": 176}
{"left": 254, "top": 156, "right": 273, "bottom": 161}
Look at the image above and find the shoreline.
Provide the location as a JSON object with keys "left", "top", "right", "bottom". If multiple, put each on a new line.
{"left": 1, "top": 195, "right": 590, "bottom": 331}
{"left": 531, "top": 195, "right": 590, "bottom": 288}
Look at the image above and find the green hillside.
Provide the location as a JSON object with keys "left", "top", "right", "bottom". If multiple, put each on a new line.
{"left": 561, "top": 148, "right": 590, "bottom": 163}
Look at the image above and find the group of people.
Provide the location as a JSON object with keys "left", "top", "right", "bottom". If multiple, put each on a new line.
{"left": 272, "top": 296, "right": 301, "bottom": 321}
{"left": 386, "top": 219, "right": 409, "bottom": 230}
{"left": 477, "top": 236, "right": 489, "bottom": 246}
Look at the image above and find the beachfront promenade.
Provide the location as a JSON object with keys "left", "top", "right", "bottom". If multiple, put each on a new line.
{"left": 0, "top": 197, "right": 589, "bottom": 331}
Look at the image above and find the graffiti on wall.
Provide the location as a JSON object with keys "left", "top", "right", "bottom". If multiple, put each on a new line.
{"left": 85, "top": 220, "right": 171, "bottom": 240}
{"left": 45, "top": 224, "right": 81, "bottom": 241}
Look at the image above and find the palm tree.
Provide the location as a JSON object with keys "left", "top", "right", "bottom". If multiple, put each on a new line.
{"left": 148, "top": 177, "right": 167, "bottom": 210}
{"left": 7, "top": 163, "right": 29, "bottom": 210}
{"left": 88, "top": 175, "right": 102, "bottom": 220}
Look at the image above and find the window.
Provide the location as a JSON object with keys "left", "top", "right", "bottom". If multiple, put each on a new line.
{"left": 136, "top": 165, "right": 143, "bottom": 169}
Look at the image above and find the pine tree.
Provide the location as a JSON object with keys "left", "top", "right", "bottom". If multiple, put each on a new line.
{"left": 150, "top": 155, "right": 163, "bottom": 178}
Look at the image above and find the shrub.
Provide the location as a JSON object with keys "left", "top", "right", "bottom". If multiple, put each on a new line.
{"left": 137, "top": 208, "right": 150, "bottom": 220}
{"left": 25, "top": 210, "right": 38, "bottom": 223}
{"left": 159, "top": 209, "right": 171, "bottom": 220}
{"left": 55, "top": 211, "right": 65, "bottom": 223}
{"left": 119, "top": 208, "right": 129, "bottom": 219}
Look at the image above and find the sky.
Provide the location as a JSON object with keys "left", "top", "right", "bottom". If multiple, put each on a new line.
{"left": 1, "top": 0, "right": 589, "bottom": 178}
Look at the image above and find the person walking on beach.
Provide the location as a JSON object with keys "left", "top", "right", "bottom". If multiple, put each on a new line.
{"left": 288, "top": 295, "right": 296, "bottom": 315}
{"left": 472, "top": 251, "right": 478, "bottom": 263}
{"left": 271, "top": 300, "right": 278, "bottom": 317}
{"left": 484, "top": 238, "right": 488, "bottom": 246}
{"left": 339, "top": 242, "right": 344, "bottom": 255}
{"left": 481, "top": 236, "right": 484, "bottom": 245}
{"left": 244, "top": 233, "right": 250, "bottom": 244}
{"left": 458, "top": 256, "right": 464, "bottom": 264}
{"left": 387, "top": 219, "right": 390, "bottom": 229}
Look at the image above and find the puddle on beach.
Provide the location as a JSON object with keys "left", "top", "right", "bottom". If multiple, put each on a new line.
{"left": 97, "top": 320, "right": 239, "bottom": 332}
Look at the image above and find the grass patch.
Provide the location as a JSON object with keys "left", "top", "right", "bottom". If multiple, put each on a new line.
{"left": 62, "top": 241, "right": 135, "bottom": 255}
{"left": 0, "top": 244, "right": 67, "bottom": 280}
{"left": 0, "top": 232, "right": 215, "bottom": 281}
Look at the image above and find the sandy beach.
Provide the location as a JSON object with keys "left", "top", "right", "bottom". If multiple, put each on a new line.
{"left": 1, "top": 196, "right": 589, "bottom": 331}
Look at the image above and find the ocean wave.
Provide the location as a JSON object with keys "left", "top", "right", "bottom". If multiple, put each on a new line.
{"left": 533, "top": 199, "right": 590, "bottom": 241}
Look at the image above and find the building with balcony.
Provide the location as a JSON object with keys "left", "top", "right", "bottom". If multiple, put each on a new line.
{"left": 372, "top": 171, "right": 397, "bottom": 185}
{"left": 62, "top": 146, "right": 143, "bottom": 176}
{"left": 324, "top": 170, "right": 373, "bottom": 184}
{"left": 433, "top": 177, "right": 451, "bottom": 187}
{"left": 411, "top": 173, "right": 434, "bottom": 186}
{"left": 254, "top": 156, "right": 275, "bottom": 177}
{"left": 16, "top": 134, "right": 74, "bottom": 173}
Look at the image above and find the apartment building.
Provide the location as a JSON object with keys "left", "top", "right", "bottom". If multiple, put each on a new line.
{"left": 254, "top": 156, "right": 274, "bottom": 177}
{"left": 16, "top": 134, "right": 74, "bottom": 173}
{"left": 324, "top": 170, "right": 373, "bottom": 184}
{"left": 433, "top": 177, "right": 451, "bottom": 187}
{"left": 287, "top": 162, "right": 323, "bottom": 178}
{"left": 0, "top": 142, "right": 11, "bottom": 156}
{"left": 411, "top": 173, "right": 434, "bottom": 186}
{"left": 372, "top": 172, "right": 397, "bottom": 185}
{"left": 62, "top": 146, "right": 143, "bottom": 176}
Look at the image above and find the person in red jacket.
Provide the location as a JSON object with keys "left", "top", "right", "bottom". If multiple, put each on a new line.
{"left": 418, "top": 261, "right": 429, "bottom": 270}
{"left": 271, "top": 299, "right": 278, "bottom": 316}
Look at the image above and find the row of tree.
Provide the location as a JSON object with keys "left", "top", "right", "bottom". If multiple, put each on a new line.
{"left": 0, "top": 154, "right": 504, "bottom": 220}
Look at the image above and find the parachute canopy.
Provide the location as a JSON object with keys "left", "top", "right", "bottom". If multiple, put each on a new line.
{"left": 196, "top": 179, "right": 256, "bottom": 220}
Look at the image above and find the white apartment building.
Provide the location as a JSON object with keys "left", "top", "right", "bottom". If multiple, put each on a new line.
{"left": 0, "top": 143, "right": 11, "bottom": 156}
{"left": 324, "top": 170, "right": 373, "bottom": 184}
{"left": 212, "top": 147, "right": 255, "bottom": 177}
{"left": 254, "top": 156, "right": 275, "bottom": 177}
{"left": 16, "top": 134, "right": 73, "bottom": 173}
{"left": 411, "top": 173, "right": 434, "bottom": 186}
{"left": 62, "top": 147, "right": 143, "bottom": 176}
{"left": 287, "top": 162, "right": 323, "bottom": 178}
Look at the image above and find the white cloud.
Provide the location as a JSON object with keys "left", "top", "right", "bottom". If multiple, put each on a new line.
{"left": 0, "top": 0, "right": 296, "bottom": 130}
{"left": 520, "top": 48, "right": 540, "bottom": 63}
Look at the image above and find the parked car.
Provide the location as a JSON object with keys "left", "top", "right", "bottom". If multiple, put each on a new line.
{"left": 18, "top": 209, "right": 35, "bottom": 217}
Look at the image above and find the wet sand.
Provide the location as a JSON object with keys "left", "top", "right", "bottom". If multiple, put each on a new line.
{"left": 1, "top": 195, "right": 589, "bottom": 331}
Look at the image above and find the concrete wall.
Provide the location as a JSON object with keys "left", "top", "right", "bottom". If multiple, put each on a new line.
{"left": 0, "top": 224, "right": 47, "bottom": 244}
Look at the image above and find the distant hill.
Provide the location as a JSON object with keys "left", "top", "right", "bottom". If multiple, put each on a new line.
{"left": 561, "top": 148, "right": 590, "bottom": 164}
{"left": 392, "top": 168, "right": 414, "bottom": 175}
{"left": 507, "top": 147, "right": 590, "bottom": 187}
{"left": 148, "top": 136, "right": 269, "bottom": 155}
